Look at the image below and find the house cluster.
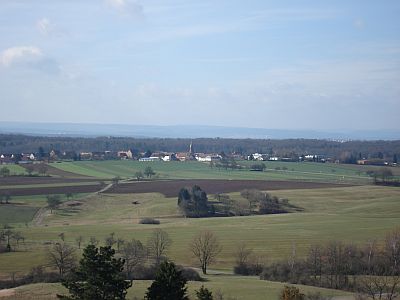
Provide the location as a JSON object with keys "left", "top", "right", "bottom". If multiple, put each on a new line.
{"left": 0, "top": 142, "right": 222, "bottom": 165}
{"left": 0, "top": 153, "right": 36, "bottom": 164}
{"left": 247, "top": 153, "right": 329, "bottom": 163}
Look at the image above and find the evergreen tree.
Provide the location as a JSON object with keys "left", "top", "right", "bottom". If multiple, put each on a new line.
{"left": 145, "top": 261, "right": 188, "bottom": 300}
{"left": 196, "top": 285, "right": 213, "bottom": 300}
{"left": 177, "top": 186, "right": 211, "bottom": 217}
{"left": 58, "top": 245, "right": 131, "bottom": 300}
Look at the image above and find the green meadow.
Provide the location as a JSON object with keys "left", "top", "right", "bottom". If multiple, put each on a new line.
{"left": 1, "top": 186, "right": 399, "bottom": 276}
{"left": 50, "top": 160, "right": 376, "bottom": 184}
{"left": 1, "top": 160, "right": 399, "bottom": 299}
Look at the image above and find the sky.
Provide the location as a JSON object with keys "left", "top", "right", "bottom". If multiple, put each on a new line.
{"left": 0, "top": 0, "right": 399, "bottom": 131}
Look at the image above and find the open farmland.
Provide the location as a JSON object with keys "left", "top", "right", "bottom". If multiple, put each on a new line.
{"left": 1, "top": 185, "right": 399, "bottom": 274}
{"left": 107, "top": 179, "right": 352, "bottom": 197}
{"left": 50, "top": 160, "right": 377, "bottom": 184}
{"left": 1, "top": 160, "right": 399, "bottom": 299}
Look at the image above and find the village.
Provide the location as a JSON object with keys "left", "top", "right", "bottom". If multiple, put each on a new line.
{"left": 0, "top": 141, "right": 394, "bottom": 167}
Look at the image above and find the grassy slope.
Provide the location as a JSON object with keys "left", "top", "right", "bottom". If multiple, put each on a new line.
{"left": 1, "top": 165, "right": 27, "bottom": 175}
{"left": 1, "top": 185, "right": 399, "bottom": 276}
{"left": 51, "top": 160, "right": 375, "bottom": 184}
{"left": 0, "top": 194, "right": 89, "bottom": 225}
{"left": 1, "top": 275, "right": 353, "bottom": 300}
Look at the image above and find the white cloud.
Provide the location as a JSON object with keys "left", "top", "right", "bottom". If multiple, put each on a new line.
{"left": 37, "top": 18, "right": 54, "bottom": 35}
{"left": 0, "top": 46, "right": 42, "bottom": 67}
{"left": 105, "top": 0, "right": 143, "bottom": 18}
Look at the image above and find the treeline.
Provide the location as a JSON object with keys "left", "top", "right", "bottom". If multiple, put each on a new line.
{"left": 234, "top": 228, "right": 400, "bottom": 294}
{"left": 1, "top": 134, "right": 400, "bottom": 161}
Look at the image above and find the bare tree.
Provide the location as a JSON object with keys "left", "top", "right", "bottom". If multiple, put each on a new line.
{"left": 48, "top": 242, "right": 76, "bottom": 278}
{"left": 307, "top": 244, "right": 323, "bottom": 284}
{"left": 384, "top": 228, "right": 400, "bottom": 274}
{"left": 89, "top": 236, "right": 99, "bottom": 246}
{"left": 105, "top": 232, "right": 116, "bottom": 248}
{"left": 147, "top": 229, "right": 171, "bottom": 265}
{"left": 358, "top": 275, "right": 400, "bottom": 300}
{"left": 365, "top": 239, "right": 378, "bottom": 274}
{"left": 235, "top": 242, "right": 253, "bottom": 266}
{"left": 75, "top": 236, "right": 84, "bottom": 249}
{"left": 116, "top": 238, "right": 125, "bottom": 251}
{"left": 121, "top": 239, "right": 146, "bottom": 282}
{"left": 38, "top": 163, "right": 48, "bottom": 176}
{"left": 190, "top": 230, "right": 222, "bottom": 274}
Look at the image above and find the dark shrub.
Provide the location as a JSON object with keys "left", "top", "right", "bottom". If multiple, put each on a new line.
{"left": 139, "top": 217, "right": 160, "bottom": 225}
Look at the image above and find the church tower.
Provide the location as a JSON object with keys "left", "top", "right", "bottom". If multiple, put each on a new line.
{"left": 189, "top": 140, "right": 194, "bottom": 155}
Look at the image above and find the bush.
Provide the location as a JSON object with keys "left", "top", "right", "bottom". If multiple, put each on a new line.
{"left": 178, "top": 266, "right": 203, "bottom": 281}
{"left": 234, "top": 263, "right": 263, "bottom": 276}
{"left": 131, "top": 265, "right": 202, "bottom": 281}
{"left": 139, "top": 218, "right": 160, "bottom": 225}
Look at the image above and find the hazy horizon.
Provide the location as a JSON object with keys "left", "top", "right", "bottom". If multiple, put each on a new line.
{"left": 1, "top": 121, "right": 399, "bottom": 140}
{"left": 0, "top": 1, "right": 399, "bottom": 131}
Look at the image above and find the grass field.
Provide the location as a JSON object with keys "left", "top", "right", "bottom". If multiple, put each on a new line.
{"left": 0, "top": 275, "right": 353, "bottom": 300}
{"left": 50, "top": 160, "right": 378, "bottom": 184}
{"left": 1, "top": 185, "right": 399, "bottom": 276}
{"left": 1, "top": 160, "right": 399, "bottom": 299}
{"left": 0, "top": 165, "right": 27, "bottom": 176}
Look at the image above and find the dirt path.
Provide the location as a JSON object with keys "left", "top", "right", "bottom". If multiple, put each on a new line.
{"left": 32, "top": 206, "right": 50, "bottom": 226}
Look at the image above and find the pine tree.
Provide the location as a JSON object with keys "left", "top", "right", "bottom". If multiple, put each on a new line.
{"left": 58, "top": 245, "right": 131, "bottom": 300}
{"left": 145, "top": 261, "right": 188, "bottom": 300}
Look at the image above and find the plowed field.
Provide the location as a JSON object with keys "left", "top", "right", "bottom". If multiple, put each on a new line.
{"left": 107, "top": 179, "right": 353, "bottom": 197}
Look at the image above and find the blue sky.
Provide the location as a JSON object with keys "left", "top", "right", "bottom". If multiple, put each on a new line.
{"left": 0, "top": 0, "right": 399, "bottom": 130}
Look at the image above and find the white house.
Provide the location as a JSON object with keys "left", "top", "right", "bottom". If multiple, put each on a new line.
{"left": 139, "top": 157, "right": 160, "bottom": 162}
{"left": 196, "top": 154, "right": 221, "bottom": 162}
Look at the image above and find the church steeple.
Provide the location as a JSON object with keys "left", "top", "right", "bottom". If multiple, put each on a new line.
{"left": 189, "top": 140, "right": 194, "bottom": 155}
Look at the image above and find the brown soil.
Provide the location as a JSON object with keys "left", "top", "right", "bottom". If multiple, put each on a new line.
{"left": 1, "top": 184, "right": 102, "bottom": 196}
{"left": 0, "top": 176, "right": 102, "bottom": 186}
{"left": 0, "top": 179, "right": 353, "bottom": 197}
{"left": 107, "top": 179, "right": 354, "bottom": 197}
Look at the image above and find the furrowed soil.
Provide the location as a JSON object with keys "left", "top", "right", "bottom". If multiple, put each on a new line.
{"left": 107, "top": 179, "right": 354, "bottom": 197}
{"left": 1, "top": 179, "right": 353, "bottom": 197}
{"left": 0, "top": 176, "right": 101, "bottom": 186}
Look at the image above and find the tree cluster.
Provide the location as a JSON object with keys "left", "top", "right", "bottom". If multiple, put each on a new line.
{"left": 240, "top": 189, "right": 296, "bottom": 215}
{"left": 178, "top": 185, "right": 214, "bottom": 217}
{"left": 0, "top": 225, "right": 24, "bottom": 253}
{"left": 258, "top": 228, "right": 400, "bottom": 296}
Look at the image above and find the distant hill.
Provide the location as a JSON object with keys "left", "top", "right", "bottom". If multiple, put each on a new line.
{"left": 0, "top": 122, "right": 399, "bottom": 140}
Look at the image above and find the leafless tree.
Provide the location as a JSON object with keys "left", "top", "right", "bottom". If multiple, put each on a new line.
{"left": 307, "top": 244, "right": 323, "bottom": 284}
{"left": 365, "top": 239, "right": 378, "bottom": 274}
{"left": 89, "top": 236, "right": 99, "bottom": 246}
{"left": 235, "top": 242, "right": 253, "bottom": 266}
{"left": 38, "top": 163, "right": 48, "bottom": 175}
{"left": 75, "top": 236, "right": 84, "bottom": 249}
{"left": 384, "top": 228, "right": 400, "bottom": 274}
{"left": 116, "top": 238, "right": 125, "bottom": 251}
{"left": 358, "top": 275, "right": 400, "bottom": 300}
{"left": 121, "top": 239, "right": 146, "bottom": 282}
{"left": 105, "top": 232, "right": 116, "bottom": 248}
{"left": 47, "top": 242, "right": 76, "bottom": 278}
{"left": 147, "top": 229, "right": 171, "bottom": 265}
{"left": 190, "top": 230, "right": 222, "bottom": 274}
